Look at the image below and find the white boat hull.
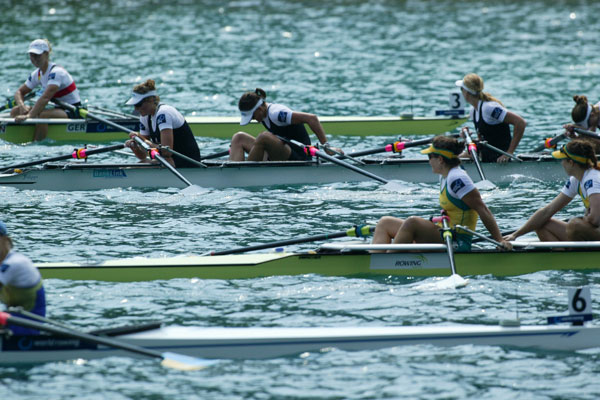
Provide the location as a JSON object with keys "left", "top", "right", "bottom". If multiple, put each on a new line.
{"left": 1, "top": 324, "right": 598, "bottom": 365}
{"left": 0, "top": 155, "right": 564, "bottom": 191}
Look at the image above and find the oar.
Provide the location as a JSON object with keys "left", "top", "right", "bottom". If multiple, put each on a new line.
{"left": 454, "top": 224, "right": 504, "bottom": 247}
{"left": 284, "top": 137, "right": 390, "bottom": 184}
{"left": 462, "top": 128, "right": 496, "bottom": 189}
{"left": 574, "top": 127, "right": 600, "bottom": 140}
{"left": 347, "top": 134, "right": 460, "bottom": 158}
{"left": 419, "top": 213, "right": 468, "bottom": 289}
{"left": 207, "top": 224, "right": 374, "bottom": 256}
{"left": 0, "top": 311, "right": 215, "bottom": 370}
{"left": 323, "top": 144, "right": 366, "bottom": 165}
{"left": 0, "top": 143, "right": 125, "bottom": 172}
{"left": 0, "top": 91, "right": 36, "bottom": 112}
{"left": 200, "top": 149, "right": 230, "bottom": 160}
{"left": 87, "top": 105, "right": 137, "bottom": 119}
{"left": 159, "top": 145, "right": 207, "bottom": 168}
{"left": 53, "top": 99, "right": 202, "bottom": 192}
{"left": 478, "top": 141, "right": 522, "bottom": 162}
{"left": 532, "top": 133, "right": 566, "bottom": 153}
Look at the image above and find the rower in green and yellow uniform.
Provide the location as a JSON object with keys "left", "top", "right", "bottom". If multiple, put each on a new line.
{"left": 505, "top": 139, "right": 600, "bottom": 241}
{"left": 372, "top": 135, "right": 512, "bottom": 252}
{"left": 0, "top": 221, "right": 46, "bottom": 335}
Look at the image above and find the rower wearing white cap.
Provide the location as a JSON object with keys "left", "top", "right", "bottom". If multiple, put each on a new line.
{"left": 563, "top": 95, "right": 600, "bottom": 152}
{"left": 505, "top": 139, "right": 600, "bottom": 242}
{"left": 0, "top": 221, "right": 46, "bottom": 335}
{"left": 229, "top": 88, "right": 342, "bottom": 161}
{"left": 10, "top": 39, "right": 81, "bottom": 141}
{"left": 124, "top": 79, "right": 201, "bottom": 168}
{"left": 455, "top": 73, "right": 526, "bottom": 163}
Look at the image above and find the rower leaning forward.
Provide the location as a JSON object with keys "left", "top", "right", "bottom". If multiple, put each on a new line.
{"left": 229, "top": 88, "right": 343, "bottom": 161}
{"left": 125, "top": 79, "right": 201, "bottom": 168}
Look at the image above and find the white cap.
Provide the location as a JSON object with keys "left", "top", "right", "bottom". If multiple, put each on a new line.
{"left": 28, "top": 39, "right": 49, "bottom": 55}
{"left": 455, "top": 79, "right": 478, "bottom": 96}
{"left": 125, "top": 90, "right": 157, "bottom": 106}
{"left": 240, "top": 98, "right": 263, "bottom": 125}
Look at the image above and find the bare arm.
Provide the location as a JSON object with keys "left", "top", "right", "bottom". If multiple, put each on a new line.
{"left": 27, "top": 84, "right": 59, "bottom": 118}
{"left": 585, "top": 193, "right": 600, "bottom": 227}
{"left": 290, "top": 112, "right": 327, "bottom": 144}
{"left": 505, "top": 193, "right": 572, "bottom": 240}
{"left": 503, "top": 111, "right": 527, "bottom": 155}
{"left": 159, "top": 129, "right": 175, "bottom": 167}
{"left": 461, "top": 189, "right": 508, "bottom": 247}
{"left": 13, "top": 84, "right": 32, "bottom": 109}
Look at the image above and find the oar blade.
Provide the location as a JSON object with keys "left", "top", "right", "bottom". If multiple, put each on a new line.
{"left": 160, "top": 352, "right": 218, "bottom": 371}
{"left": 414, "top": 274, "right": 469, "bottom": 290}
{"left": 475, "top": 180, "right": 496, "bottom": 190}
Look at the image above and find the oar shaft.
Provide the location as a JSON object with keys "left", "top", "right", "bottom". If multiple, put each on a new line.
{"left": 533, "top": 133, "right": 566, "bottom": 153}
{"left": 287, "top": 139, "right": 389, "bottom": 184}
{"left": 210, "top": 225, "right": 374, "bottom": 256}
{"left": 454, "top": 224, "right": 503, "bottom": 247}
{"left": 574, "top": 127, "right": 600, "bottom": 140}
{"left": 54, "top": 99, "right": 194, "bottom": 188}
{"left": 347, "top": 135, "right": 459, "bottom": 158}
{"left": 0, "top": 312, "right": 165, "bottom": 360}
{"left": 200, "top": 149, "right": 230, "bottom": 160}
{"left": 479, "top": 141, "right": 522, "bottom": 162}
{"left": 462, "top": 129, "right": 487, "bottom": 181}
{"left": 160, "top": 146, "right": 206, "bottom": 168}
{"left": 440, "top": 216, "right": 458, "bottom": 276}
{"left": 0, "top": 143, "right": 125, "bottom": 171}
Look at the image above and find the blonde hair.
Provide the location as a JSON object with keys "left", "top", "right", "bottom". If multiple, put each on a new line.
{"left": 132, "top": 79, "right": 160, "bottom": 104}
{"left": 462, "top": 73, "right": 504, "bottom": 106}
{"left": 41, "top": 38, "right": 52, "bottom": 56}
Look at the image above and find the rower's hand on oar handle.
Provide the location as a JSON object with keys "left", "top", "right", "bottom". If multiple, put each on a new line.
{"left": 562, "top": 124, "right": 578, "bottom": 138}
{"left": 14, "top": 114, "right": 30, "bottom": 123}
{"left": 503, "top": 232, "right": 518, "bottom": 242}
{"left": 322, "top": 142, "right": 344, "bottom": 156}
{"left": 498, "top": 239, "right": 513, "bottom": 251}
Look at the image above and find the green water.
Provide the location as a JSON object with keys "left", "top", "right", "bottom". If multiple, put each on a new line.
{"left": 1, "top": 1, "right": 600, "bottom": 399}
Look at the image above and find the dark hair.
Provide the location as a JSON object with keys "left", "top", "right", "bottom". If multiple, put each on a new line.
{"left": 432, "top": 135, "right": 464, "bottom": 167}
{"left": 238, "top": 88, "right": 266, "bottom": 111}
{"left": 565, "top": 139, "right": 600, "bottom": 170}
{"left": 571, "top": 95, "right": 589, "bottom": 123}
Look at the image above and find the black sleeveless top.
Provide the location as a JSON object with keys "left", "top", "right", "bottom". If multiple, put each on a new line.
{"left": 474, "top": 101, "right": 512, "bottom": 162}
{"left": 261, "top": 104, "right": 311, "bottom": 161}
{"left": 147, "top": 104, "right": 201, "bottom": 168}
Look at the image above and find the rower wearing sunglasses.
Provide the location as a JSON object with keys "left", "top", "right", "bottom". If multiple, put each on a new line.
{"left": 125, "top": 79, "right": 201, "bottom": 168}
{"left": 505, "top": 139, "right": 600, "bottom": 242}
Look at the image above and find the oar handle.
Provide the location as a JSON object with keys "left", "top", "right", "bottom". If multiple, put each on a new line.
{"left": 532, "top": 133, "right": 566, "bottom": 153}
{"left": 574, "top": 127, "right": 600, "bottom": 140}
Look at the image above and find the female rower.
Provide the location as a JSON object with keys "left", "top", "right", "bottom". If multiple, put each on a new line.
{"left": 0, "top": 221, "right": 46, "bottom": 335}
{"left": 372, "top": 136, "right": 511, "bottom": 252}
{"left": 563, "top": 95, "right": 600, "bottom": 152}
{"left": 505, "top": 140, "right": 600, "bottom": 242}
{"left": 11, "top": 39, "right": 81, "bottom": 141}
{"left": 229, "top": 88, "right": 341, "bottom": 161}
{"left": 455, "top": 73, "right": 527, "bottom": 163}
{"left": 125, "top": 79, "right": 201, "bottom": 168}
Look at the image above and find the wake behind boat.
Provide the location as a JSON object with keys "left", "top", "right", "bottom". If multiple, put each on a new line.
{"left": 2, "top": 323, "right": 598, "bottom": 365}
{"left": 0, "top": 154, "right": 563, "bottom": 191}
{"left": 0, "top": 114, "right": 467, "bottom": 144}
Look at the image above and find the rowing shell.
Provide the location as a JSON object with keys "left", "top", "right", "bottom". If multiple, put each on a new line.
{"left": 1, "top": 323, "right": 597, "bottom": 365}
{"left": 0, "top": 115, "right": 467, "bottom": 143}
{"left": 0, "top": 154, "right": 563, "bottom": 191}
{"left": 36, "top": 242, "right": 600, "bottom": 281}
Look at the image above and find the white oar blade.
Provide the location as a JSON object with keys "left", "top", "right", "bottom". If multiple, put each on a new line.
{"left": 475, "top": 180, "right": 496, "bottom": 190}
{"left": 414, "top": 274, "right": 469, "bottom": 290}
{"left": 161, "top": 352, "right": 218, "bottom": 371}
{"left": 382, "top": 180, "right": 406, "bottom": 192}
{"left": 180, "top": 184, "right": 208, "bottom": 195}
